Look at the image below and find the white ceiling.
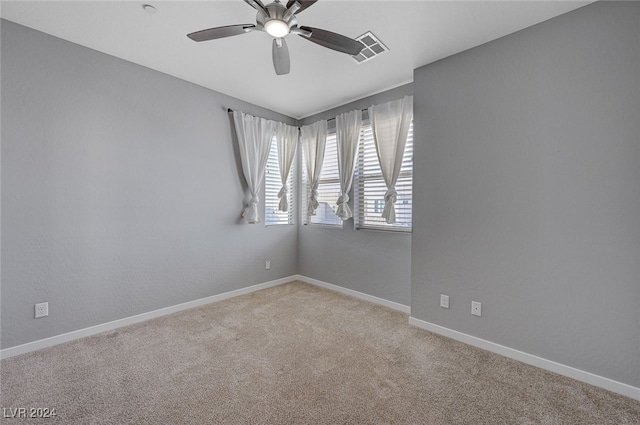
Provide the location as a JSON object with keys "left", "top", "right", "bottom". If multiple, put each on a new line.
{"left": 1, "top": 1, "right": 590, "bottom": 119}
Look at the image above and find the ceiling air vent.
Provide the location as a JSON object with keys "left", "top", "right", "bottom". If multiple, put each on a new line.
{"left": 352, "top": 31, "right": 389, "bottom": 64}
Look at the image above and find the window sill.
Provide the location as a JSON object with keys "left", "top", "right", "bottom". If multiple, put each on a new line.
{"left": 303, "top": 222, "right": 343, "bottom": 229}
{"left": 355, "top": 226, "right": 412, "bottom": 234}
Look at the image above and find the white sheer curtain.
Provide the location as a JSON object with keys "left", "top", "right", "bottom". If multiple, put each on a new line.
{"left": 335, "top": 109, "right": 362, "bottom": 220}
{"left": 233, "top": 111, "right": 275, "bottom": 224}
{"left": 301, "top": 120, "right": 328, "bottom": 216}
{"left": 368, "top": 96, "right": 413, "bottom": 224}
{"left": 275, "top": 122, "right": 298, "bottom": 212}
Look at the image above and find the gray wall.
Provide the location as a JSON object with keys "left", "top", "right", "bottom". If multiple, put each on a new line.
{"left": 1, "top": 20, "right": 298, "bottom": 349}
{"left": 3, "top": 1, "right": 638, "bottom": 389}
{"left": 298, "top": 84, "right": 413, "bottom": 306}
{"left": 411, "top": 1, "right": 640, "bottom": 387}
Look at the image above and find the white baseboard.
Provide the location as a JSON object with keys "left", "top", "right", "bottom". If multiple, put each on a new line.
{"left": 296, "top": 274, "right": 411, "bottom": 314}
{"left": 5, "top": 275, "right": 636, "bottom": 402}
{"left": 408, "top": 317, "right": 640, "bottom": 401}
{"left": 0, "top": 275, "right": 297, "bottom": 360}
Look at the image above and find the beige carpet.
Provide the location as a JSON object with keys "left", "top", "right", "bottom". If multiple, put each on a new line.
{"left": 1, "top": 281, "right": 639, "bottom": 424}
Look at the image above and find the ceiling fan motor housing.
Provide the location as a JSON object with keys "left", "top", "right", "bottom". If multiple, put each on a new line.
{"left": 257, "top": 1, "right": 298, "bottom": 36}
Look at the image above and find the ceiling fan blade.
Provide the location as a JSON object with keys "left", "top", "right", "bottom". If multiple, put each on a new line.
{"left": 187, "top": 24, "right": 255, "bottom": 42}
{"left": 272, "top": 38, "right": 291, "bottom": 75}
{"left": 299, "top": 26, "right": 364, "bottom": 56}
{"left": 244, "top": 0, "right": 269, "bottom": 16}
{"left": 286, "top": 0, "right": 318, "bottom": 14}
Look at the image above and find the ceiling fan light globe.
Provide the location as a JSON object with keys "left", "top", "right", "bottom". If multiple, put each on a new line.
{"left": 264, "top": 19, "right": 290, "bottom": 38}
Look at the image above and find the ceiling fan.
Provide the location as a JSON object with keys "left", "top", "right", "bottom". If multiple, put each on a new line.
{"left": 187, "top": 0, "right": 364, "bottom": 75}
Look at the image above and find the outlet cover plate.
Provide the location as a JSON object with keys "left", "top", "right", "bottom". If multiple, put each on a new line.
{"left": 35, "top": 302, "right": 49, "bottom": 318}
{"left": 471, "top": 301, "right": 482, "bottom": 317}
{"left": 440, "top": 294, "right": 449, "bottom": 309}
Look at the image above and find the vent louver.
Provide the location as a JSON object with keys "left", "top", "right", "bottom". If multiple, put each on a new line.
{"left": 352, "top": 31, "right": 388, "bottom": 63}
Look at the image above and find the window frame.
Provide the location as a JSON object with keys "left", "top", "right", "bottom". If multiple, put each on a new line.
{"left": 302, "top": 129, "right": 342, "bottom": 227}
{"left": 301, "top": 115, "right": 414, "bottom": 232}
{"left": 264, "top": 136, "right": 295, "bottom": 226}
{"left": 354, "top": 119, "right": 413, "bottom": 233}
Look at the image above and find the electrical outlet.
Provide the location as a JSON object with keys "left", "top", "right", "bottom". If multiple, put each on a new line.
{"left": 471, "top": 301, "right": 482, "bottom": 317}
{"left": 265, "top": 260, "right": 271, "bottom": 270}
{"left": 440, "top": 294, "right": 449, "bottom": 309}
{"left": 35, "top": 302, "right": 48, "bottom": 318}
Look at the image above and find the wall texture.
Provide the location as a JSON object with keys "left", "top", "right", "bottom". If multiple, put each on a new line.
{"left": 411, "top": 1, "right": 639, "bottom": 387}
{"left": 298, "top": 84, "right": 414, "bottom": 306}
{"left": 1, "top": 20, "right": 298, "bottom": 349}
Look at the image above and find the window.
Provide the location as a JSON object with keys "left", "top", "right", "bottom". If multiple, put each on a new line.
{"left": 265, "top": 138, "right": 294, "bottom": 225}
{"left": 354, "top": 120, "right": 413, "bottom": 232}
{"left": 301, "top": 117, "right": 413, "bottom": 230}
{"left": 302, "top": 131, "right": 342, "bottom": 226}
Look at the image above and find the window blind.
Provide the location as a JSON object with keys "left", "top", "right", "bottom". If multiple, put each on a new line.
{"left": 265, "top": 138, "right": 294, "bottom": 225}
{"left": 303, "top": 131, "right": 342, "bottom": 226}
{"left": 354, "top": 121, "right": 413, "bottom": 231}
